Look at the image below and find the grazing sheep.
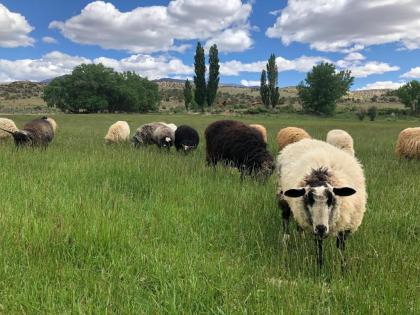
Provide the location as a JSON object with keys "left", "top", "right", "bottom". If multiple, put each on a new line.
{"left": 0, "top": 117, "right": 54, "bottom": 147}
{"left": 104, "top": 121, "right": 130, "bottom": 144}
{"left": 0, "top": 118, "right": 18, "bottom": 140}
{"left": 395, "top": 127, "right": 420, "bottom": 159}
{"left": 132, "top": 122, "right": 175, "bottom": 149}
{"left": 175, "top": 125, "right": 199, "bottom": 152}
{"left": 276, "top": 127, "right": 311, "bottom": 151}
{"left": 326, "top": 129, "right": 355, "bottom": 156}
{"left": 277, "top": 139, "right": 366, "bottom": 267}
{"left": 205, "top": 120, "right": 274, "bottom": 179}
{"left": 249, "top": 124, "right": 268, "bottom": 143}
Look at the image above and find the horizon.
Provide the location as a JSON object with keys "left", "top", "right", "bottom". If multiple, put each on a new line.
{"left": 0, "top": 1, "right": 419, "bottom": 90}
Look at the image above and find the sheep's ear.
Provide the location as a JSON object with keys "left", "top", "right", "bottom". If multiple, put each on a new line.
{"left": 284, "top": 188, "right": 306, "bottom": 198}
{"left": 333, "top": 187, "right": 356, "bottom": 196}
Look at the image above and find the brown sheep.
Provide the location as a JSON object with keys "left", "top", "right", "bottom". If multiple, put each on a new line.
{"left": 396, "top": 127, "right": 420, "bottom": 159}
{"left": 276, "top": 127, "right": 311, "bottom": 151}
{"left": 0, "top": 117, "right": 54, "bottom": 148}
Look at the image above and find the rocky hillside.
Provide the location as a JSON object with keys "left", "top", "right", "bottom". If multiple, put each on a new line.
{"left": 0, "top": 81, "right": 45, "bottom": 100}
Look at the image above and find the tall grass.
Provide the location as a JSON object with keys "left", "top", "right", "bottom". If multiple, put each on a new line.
{"left": 0, "top": 114, "right": 418, "bottom": 314}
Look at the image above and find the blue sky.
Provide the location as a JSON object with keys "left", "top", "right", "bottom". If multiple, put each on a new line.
{"left": 0, "top": 0, "right": 419, "bottom": 90}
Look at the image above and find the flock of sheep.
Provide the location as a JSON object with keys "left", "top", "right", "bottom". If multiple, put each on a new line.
{"left": 0, "top": 116, "right": 419, "bottom": 268}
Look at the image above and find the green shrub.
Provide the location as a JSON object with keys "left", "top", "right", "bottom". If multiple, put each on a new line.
{"left": 356, "top": 108, "right": 367, "bottom": 121}
{"left": 367, "top": 106, "right": 378, "bottom": 121}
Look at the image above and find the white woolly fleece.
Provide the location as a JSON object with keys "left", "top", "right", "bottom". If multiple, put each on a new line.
{"left": 277, "top": 139, "right": 367, "bottom": 235}
{"left": 105, "top": 121, "right": 130, "bottom": 143}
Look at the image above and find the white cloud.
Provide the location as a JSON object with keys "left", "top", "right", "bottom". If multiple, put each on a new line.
{"left": 240, "top": 80, "right": 260, "bottom": 87}
{"left": 42, "top": 36, "right": 58, "bottom": 44}
{"left": 357, "top": 81, "right": 405, "bottom": 90}
{"left": 205, "top": 28, "right": 253, "bottom": 53}
{"left": 336, "top": 53, "right": 399, "bottom": 78}
{"left": 344, "top": 52, "right": 365, "bottom": 61}
{"left": 344, "top": 61, "right": 399, "bottom": 78}
{"left": 220, "top": 60, "right": 266, "bottom": 76}
{"left": 0, "top": 3, "right": 34, "bottom": 47}
{"left": 220, "top": 55, "right": 329, "bottom": 76}
{"left": 276, "top": 55, "right": 331, "bottom": 72}
{"left": 49, "top": 0, "right": 253, "bottom": 53}
{"left": 401, "top": 67, "right": 420, "bottom": 78}
{"left": 0, "top": 51, "right": 90, "bottom": 82}
{"left": 94, "top": 55, "right": 193, "bottom": 80}
{"left": 266, "top": 0, "right": 420, "bottom": 52}
{"left": 0, "top": 51, "right": 192, "bottom": 82}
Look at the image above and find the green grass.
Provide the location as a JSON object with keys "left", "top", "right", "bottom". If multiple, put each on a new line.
{"left": 0, "top": 114, "right": 419, "bottom": 314}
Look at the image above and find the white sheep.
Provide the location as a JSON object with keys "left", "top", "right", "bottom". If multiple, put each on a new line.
{"left": 0, "top": 118, "right": 18, "bottom": 140}
{"left": 105, "top": 121, "right": 130, "bottom": 144}
{"left": 326, "top": 129, "right": 355, "bottom": 156}
{"left": 276, "top": 139, "right": 367, "bottom": 267}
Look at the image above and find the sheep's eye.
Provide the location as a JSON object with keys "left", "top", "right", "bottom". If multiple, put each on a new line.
{"left": 306, "top": 192, "right": 315, "bottom": 206}
{"left": 326, "top": 191, "right": 333, "bottom": 207}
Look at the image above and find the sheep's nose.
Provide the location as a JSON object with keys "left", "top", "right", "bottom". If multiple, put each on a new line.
{"left": 315, "top": 225, "right": 327, "bottom": 238}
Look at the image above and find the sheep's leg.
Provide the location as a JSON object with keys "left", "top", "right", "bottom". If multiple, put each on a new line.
{"left": 315, "top": 238, "right": 324, "bottom": 268}
{"left": 337, "top": 230, "right": 350, "bottom": 272}
{"left": 278, "top": 198, "right": 291, "bottom": 244}
{"left": 206, "top": 156, "right": 217, "bottom": 169}
{"left": 239, "top": 165, "right": 248, "bottom": 182}
{"left": 296, "top": 225, "right": 305, "bottom": 238}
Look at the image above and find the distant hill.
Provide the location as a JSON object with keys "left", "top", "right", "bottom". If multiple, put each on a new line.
{"left": 0, "top": 81, "right": 46, "bottom": 99}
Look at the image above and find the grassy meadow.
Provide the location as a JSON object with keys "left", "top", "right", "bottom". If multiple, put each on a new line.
{"left": 0, "top": 113, "right": 419, "bottom": 314}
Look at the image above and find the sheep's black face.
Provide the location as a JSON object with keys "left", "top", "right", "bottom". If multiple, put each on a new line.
{"left": 284, "top": 185, "right": 356, "bottom": 239}
{"left": 13, "top": 131, "right": 32, "bottom": 147}
{"left": 254, "top": 153, "right": 274, "bottom": 179}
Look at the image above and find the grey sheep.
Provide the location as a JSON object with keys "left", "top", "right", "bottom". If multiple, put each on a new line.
{"left": 132, "top": 122, "right": 175, "bottom": 149}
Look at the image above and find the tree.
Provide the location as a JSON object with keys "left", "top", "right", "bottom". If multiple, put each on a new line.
{"left": 298, "top": 62, "right": 354, "bottom": 115}
{"left": 260, "top": 70, "right": 270, "bottom": 108}
{"left": 396, "top": 80, "right": 420, "bottom": 115}
{"left": 207, "top": 44, "right": 220, "bottom": 107}
{"left": 367, "top": 106, "right": 378, "bottom": 121}
{"left": 193, "top": 42, "right": 206, "bottom": 110}
{"left": 43, "top": 63, "right": 159, "bottom": 113}
{"left": 266, "top": 54, "right": 280, "bottom": 108}
{"left": 183, "top": 79, "right": 193, "bottom": 110}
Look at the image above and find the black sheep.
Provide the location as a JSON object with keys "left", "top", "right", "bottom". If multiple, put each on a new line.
{"left": 174, "top": 125, "right": 199, "bottom": 152}
{"left": 0, "top": 117, "right": 54, "bottom": 148}
{"left": 205, "top": 120, "right": 274, "bottom": 179}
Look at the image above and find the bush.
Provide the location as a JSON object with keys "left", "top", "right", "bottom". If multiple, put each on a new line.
{"left": 367, "top": 106, "right": 378, "bottom": 121}
{"left": 243, "top": 107, "right": 268, "bottom": 115}
{"left": 356, "top": 108, "right": 367, "bottom": 121}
